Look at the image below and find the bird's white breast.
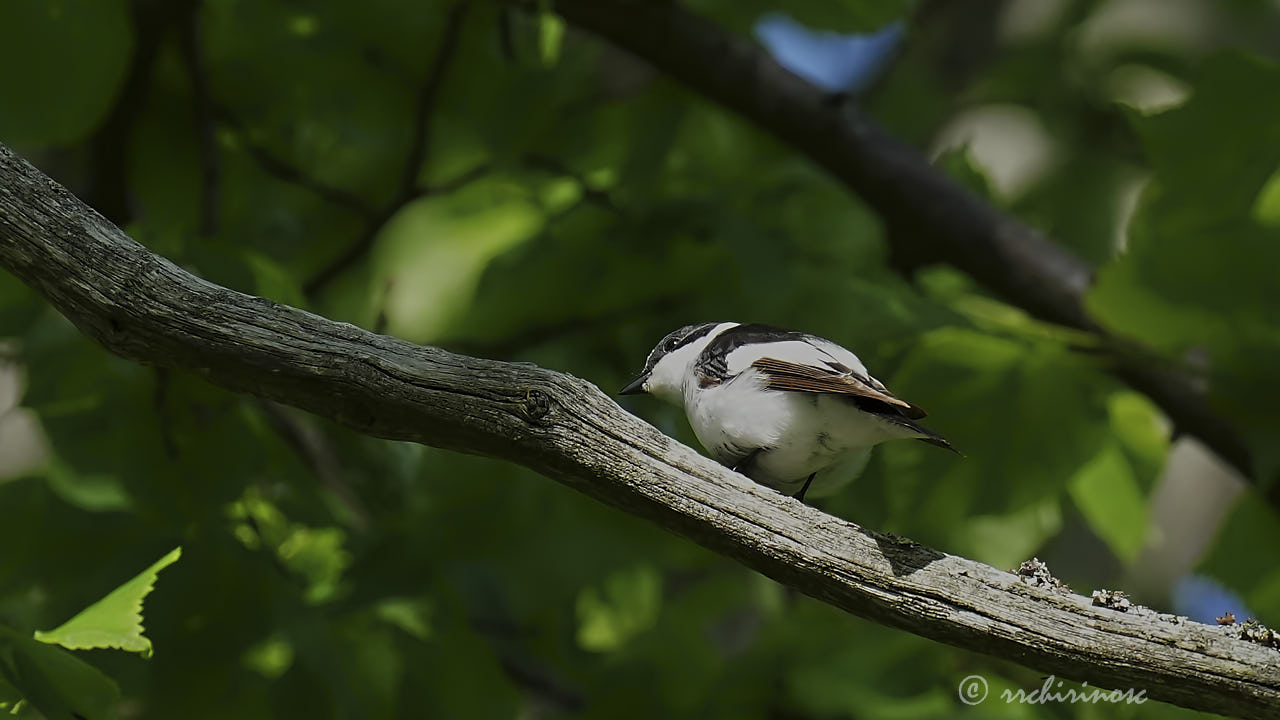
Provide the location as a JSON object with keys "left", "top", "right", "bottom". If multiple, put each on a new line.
{"left": 683, "top": 368, "right": 899, "bottom": 495}
{"left": 684, "top": 370, "right": 790, "bottom": 463}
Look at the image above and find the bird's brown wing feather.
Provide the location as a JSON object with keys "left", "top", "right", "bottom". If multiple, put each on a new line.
{"left": 750, "top": 357, "right": 927, "bottom": 419}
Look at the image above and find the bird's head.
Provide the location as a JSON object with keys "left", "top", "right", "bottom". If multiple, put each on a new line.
{"left": 619, "top": 322, "right": 731, "bottom": 406}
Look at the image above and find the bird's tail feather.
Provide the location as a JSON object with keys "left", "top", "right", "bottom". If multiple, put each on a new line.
{"left": 917, "top": 434, "right": 961, "bottom": 455}
{"left": 889, "top": 417, "right": 960, "bottom": 455}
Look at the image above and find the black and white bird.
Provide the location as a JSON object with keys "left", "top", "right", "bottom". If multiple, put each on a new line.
{"left": 621, "top": 322, "right": 954, "bottom": 501}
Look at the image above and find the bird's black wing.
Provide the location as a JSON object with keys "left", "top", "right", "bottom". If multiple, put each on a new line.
{"left": 693, "top": 323, "right": 808, "bottom": 386}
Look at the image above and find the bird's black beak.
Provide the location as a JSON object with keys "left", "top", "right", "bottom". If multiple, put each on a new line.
{"left": 619, "top": 372, "right": 649, "bottom": 396}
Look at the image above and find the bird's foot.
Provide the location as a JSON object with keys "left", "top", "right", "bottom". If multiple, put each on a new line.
{"left": 793, "top": 473, "right": 817, "bottom": 504}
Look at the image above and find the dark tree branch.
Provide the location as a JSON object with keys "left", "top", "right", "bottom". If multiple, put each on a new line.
{"left": 2, "top": 144, "right": 1278, "bottom": 720}
{"left": 85, "top": 0, "right": 197, "bottom": 225}
{"left": 176, "top": 1, "right": 221, "bottom": 236}
{"left": 524, "top": 0, "right": 1271, "bottom": 509}
{"left": 303, "top": 1, "right": 473, "bottom": 298}
{"left": 540, "top": 0, "right": 1092, "bottom": 323}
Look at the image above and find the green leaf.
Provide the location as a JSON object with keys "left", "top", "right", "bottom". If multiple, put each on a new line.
{"left": 877, "top": 328, "right": 1109, "bottom": 556}
{"left": 935, "top": 146, "right": 995, "bottom": 198}
{"left": 34, "top": 547, "right": 182, "bottom": 658}
{"left": 43, "top": 459, "right": 131, "bottom": 513}
{"left": 373, "top": 597, "right": 432, "bottom": 641}
{"left": 374, "top": 184, "right": 543, "bottom": 342}
{"left": 576, "top": 565, "right": 662, "bottom": 652}
{"left": 277, "top": 527, "right": 350, "bottom": 605}
{"left": 0, "top": 0, "right": 131, "bottom": 145}
{"left": 0, "top": 625, "right": 120, "bottom": 720}
{"left": 957, "top": 496, "right": 1062, "bottom": 571}
{"left": 1014, "top": 154, "right": 1147, "bottom": 267}
{"left": 1253, "top": 165, "right": 1280, "bottom": 227}
{"left": 918, "top": 266, "right": 1099, "bottom": 348}
{"left": 1089, "top": 52, "right": 1280, "bottom": 486}
{"left": 242, "top": 634, "right": 295, "bottom": 680}
{"left": 1091, "top": 54, "right": 1280, "bottom": 347}
{"left": 538, "top": 10, "right": 565, "bottom": 67}
{"left": 228, "top": 488, "right": 351, "bottom": 604}
{"left": 1107, "top": 391, "right": 1170, "bottom": 487}
{"left": 1068, "top": 441, "right": 1150, "bottom": 563}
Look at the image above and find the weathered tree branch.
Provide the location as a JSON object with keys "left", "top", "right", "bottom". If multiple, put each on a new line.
{"left": 1, "top": 145, "right": 1277, "bottom": 718}
{"left": 528, "top": 0, "right": 1272, "bottom": 509}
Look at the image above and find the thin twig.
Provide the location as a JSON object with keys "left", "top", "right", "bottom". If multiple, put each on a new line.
{"left": 217, "top": 109, "right": 378, "bottom": 220}
{"left": 302, "top": 2, "right": 473, "bottom": 298}
{"left": 396, "top": 2, "right": 471, "bottom": 202}
{"left": 254, "top": 399, "right": 369, "bottom": 532}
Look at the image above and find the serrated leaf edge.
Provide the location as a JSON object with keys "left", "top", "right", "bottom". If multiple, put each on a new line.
{"left": 33, "top": 547, "right": 182, "bottom": 658}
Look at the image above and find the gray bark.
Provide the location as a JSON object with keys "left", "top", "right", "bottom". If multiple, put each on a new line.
{"left": 1, "top": 144, "right": 1278, "bottom": 717}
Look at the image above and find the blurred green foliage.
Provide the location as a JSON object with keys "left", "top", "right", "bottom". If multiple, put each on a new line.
{"left": 1, "top": 0, "right": 1278, "bottom": 718}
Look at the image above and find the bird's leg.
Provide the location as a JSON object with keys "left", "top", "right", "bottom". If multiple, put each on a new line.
{"left": 794, "top": 473, "right": 817, "bottom": 503}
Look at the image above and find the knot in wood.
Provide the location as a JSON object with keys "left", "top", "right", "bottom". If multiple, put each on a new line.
{"left": 519, "top": 388, "right": 552, "bottom": 424}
